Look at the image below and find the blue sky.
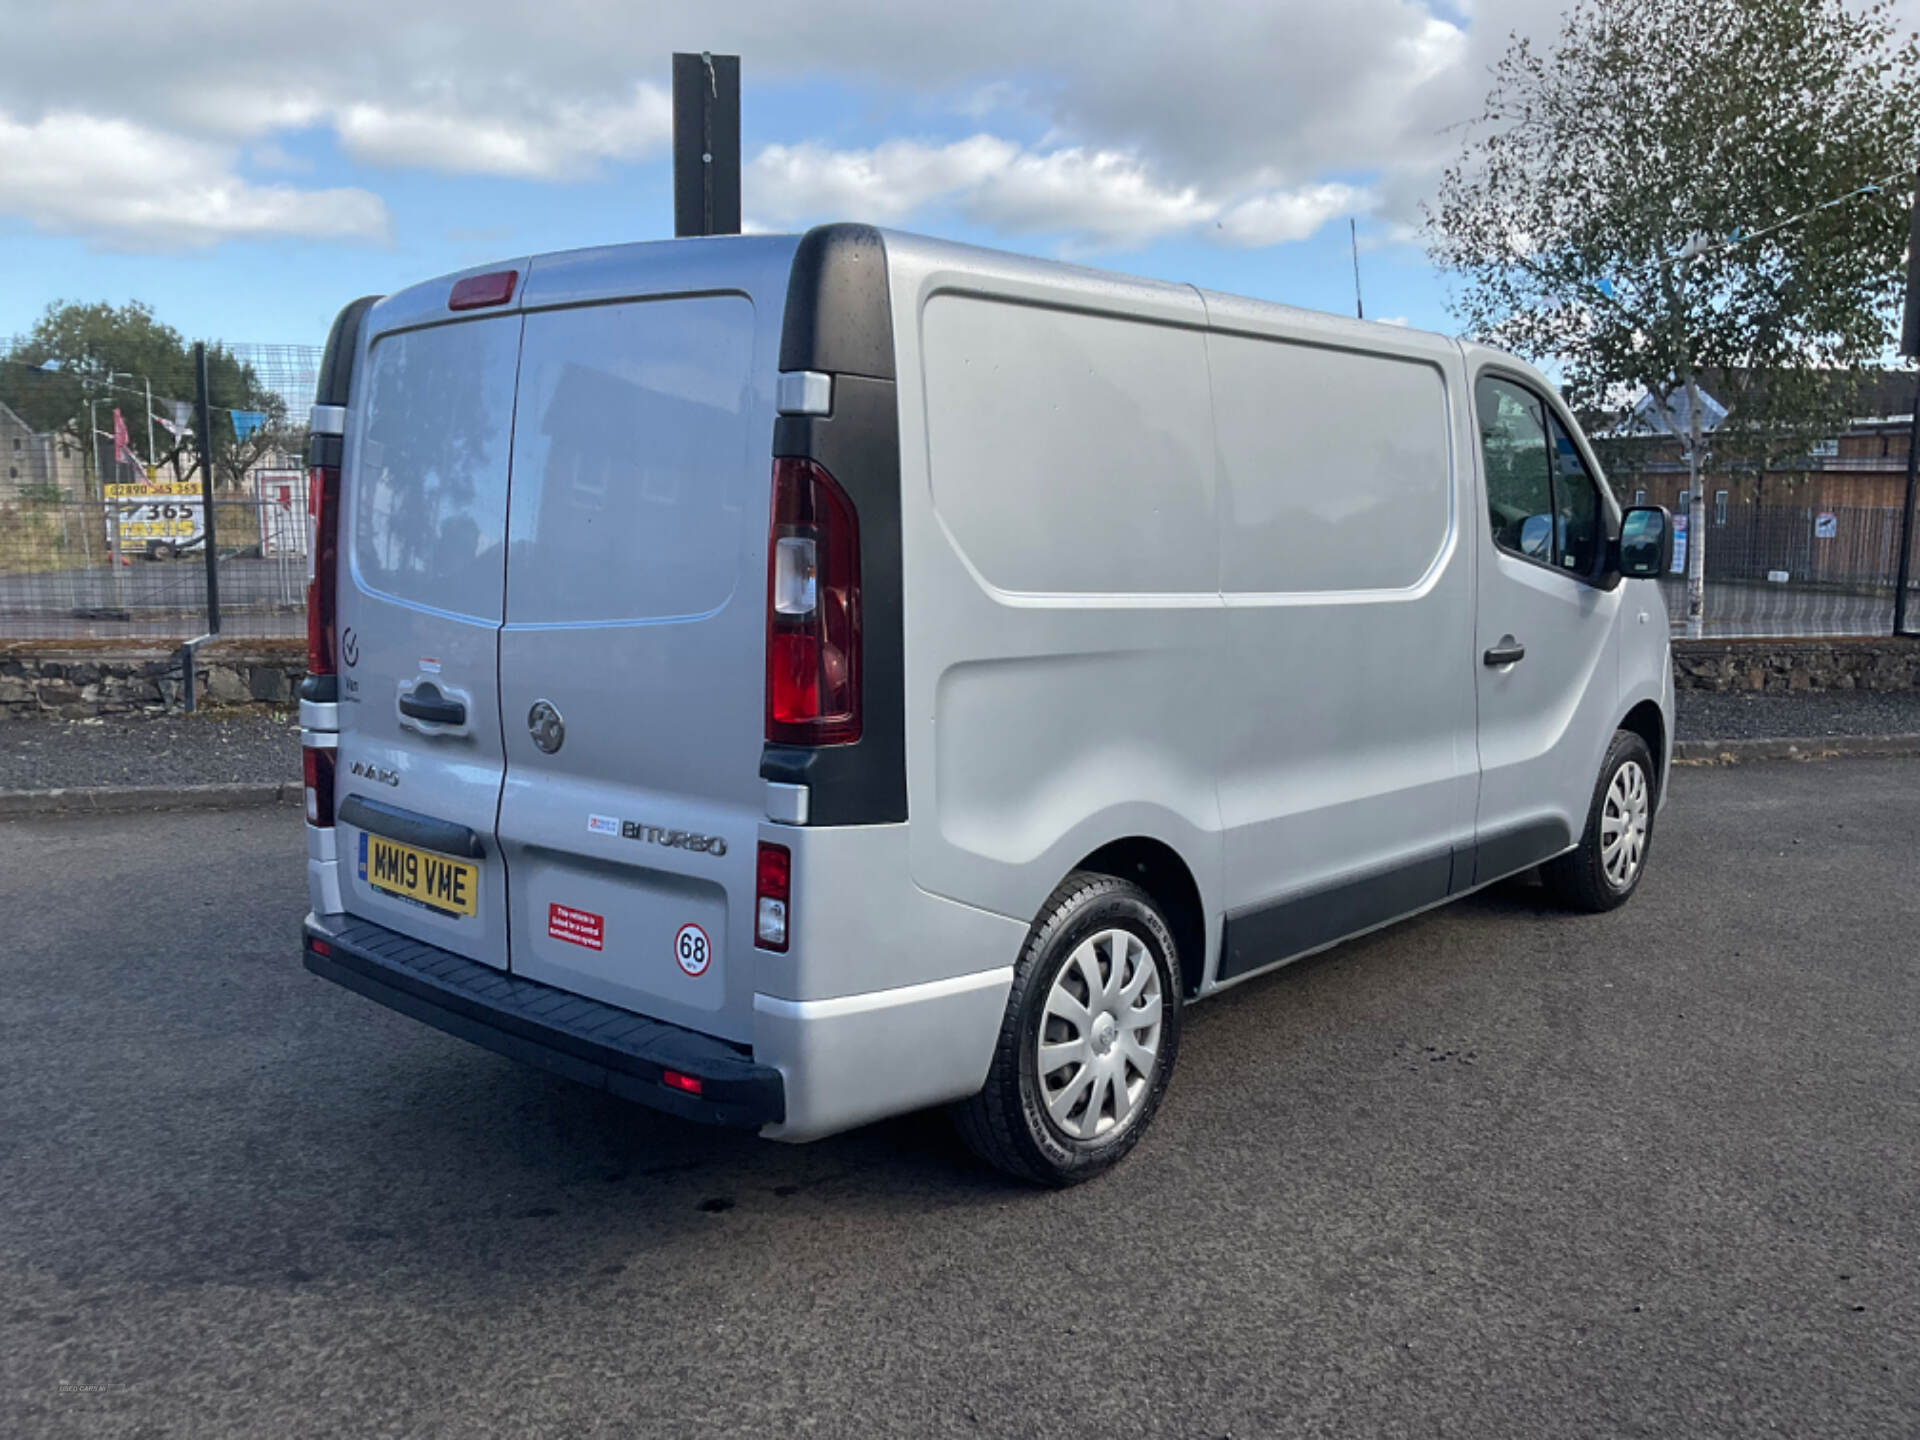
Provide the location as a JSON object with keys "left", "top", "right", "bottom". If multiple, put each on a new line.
{"left": 0, "top": 1, "right": 1514, "bottom": 349}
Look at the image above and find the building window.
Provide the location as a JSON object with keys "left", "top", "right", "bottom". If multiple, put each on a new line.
{"left": 1714, "top": 490, "right": 1729, "bottom": 525}
{"left": 1809, "top": 438, "right": 1839, "bottom": 458}
{"left": 7, "top": 466, "right": 17, "bottom": 480}
{"left": 1678, "top": 490, "right": 1690, "bottom": 514}
{"left": 1633, "top": 489, "right": 1646, "bottom": 505}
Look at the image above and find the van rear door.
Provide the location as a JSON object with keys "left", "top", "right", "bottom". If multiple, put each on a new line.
{"left": 333, "top": 274, "right": 526, "bottom": 966}
{"left": 493, "top": 240, "right": 796, "bottom": 1045}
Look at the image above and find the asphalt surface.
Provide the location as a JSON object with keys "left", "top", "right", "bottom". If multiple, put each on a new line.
{"left": 0, "top": 689, "right": 1916, "bottom": 797}
{"left": 4, "top": 760, "right": 1917, "bottom": 1438}
{"left": 0, "top": 710, "right": 300, "bottom": 790}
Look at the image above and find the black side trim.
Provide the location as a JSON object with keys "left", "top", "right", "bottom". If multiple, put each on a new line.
{"left": 308, "top": 294, "right": 380, "bottom": 468}
{"left": 764, "top": 372, "right": 907, "bottom": 824}
{"left": 304, "top": 914, "right": 783, "bottom": 1128}
{"left": 779, "top": 225, "right": 894, "bottom": 380}
{"left": 337, "top": 794, "right": 486, "bottom": 859}
{"left": 1218, "top": 851, "right": 1453, "bottom": 984}
{"left": 1469, "top": 818, "right": 1573, "bottom": 888}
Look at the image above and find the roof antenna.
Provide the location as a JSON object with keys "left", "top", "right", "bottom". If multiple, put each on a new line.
{"left": 1350, "top": 218, "right": 1365, "bottom": 320}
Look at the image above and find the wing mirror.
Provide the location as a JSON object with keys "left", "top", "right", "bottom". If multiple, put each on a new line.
{"left": 1618, "top": 506, "right": 1673, "bottom": 579}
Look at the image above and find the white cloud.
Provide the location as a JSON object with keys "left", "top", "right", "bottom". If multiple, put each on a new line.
{"left": 335, "top": 85, "right": 671, "bottom": 179}
{"left": 0, "top": 110, "right": 388, "bottom": 250}
{"left": 751, "top": 136, "right": 1019, "bottom": 225}
{"left": 751, "top": 135, "right": 1364, "bottom": 250}
{"left": 0, "top": 0, "right": 1650, "bottom": 254}
{"left": 971, "top": 147, "right": 1214, "bottom": 246}
{"left": 1217, "top": 183, "right": 1373, "bottom": 247}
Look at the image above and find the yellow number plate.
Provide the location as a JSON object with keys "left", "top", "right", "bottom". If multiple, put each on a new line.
{"left": 358, "top": 833, "right": 479, "bottom": 917}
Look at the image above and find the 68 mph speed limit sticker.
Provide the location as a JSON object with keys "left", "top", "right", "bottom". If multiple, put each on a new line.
{"left": 674, "top": 923, "right": 712, "bottom": 977}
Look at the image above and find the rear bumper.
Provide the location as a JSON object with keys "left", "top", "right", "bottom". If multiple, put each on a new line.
{"left": 302, "top": 912, "right": 785, "bottom": 1129}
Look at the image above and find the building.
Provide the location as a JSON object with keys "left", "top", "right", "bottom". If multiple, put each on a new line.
{"left": 1601, "top": 372, "right": 1916, "bottom": 592}
{"left": 0, "top": 400, "right": 88, "bottom": 502}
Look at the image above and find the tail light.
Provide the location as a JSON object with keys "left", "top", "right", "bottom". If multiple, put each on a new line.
{"left": 303, "top": 745, "right": 336, "bottom": 827}
{"left": 766, "top": 458, "right": 860, "bottom": 745}
{"left": 306, "top": 464, "right": 341, "bottom": 675}
{"left": 755, "top": 842, "right": 791, "bottom": 951}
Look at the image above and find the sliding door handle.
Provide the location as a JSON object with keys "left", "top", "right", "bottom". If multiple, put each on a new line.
{"left": 1483, "top": 639, "right": 1526, "bottom": 667}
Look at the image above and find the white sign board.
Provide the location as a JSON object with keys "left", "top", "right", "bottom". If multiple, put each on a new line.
{"left": 1669, "top": 512, "right": 1688, "bottom": 574}
{"left": 105, "top": 481, "right": 204, "bottom": 550}
{"left": 253, "top": 469, "right": 307, "bottom": 557}
{"left": 1814, "top": 512, "right": 1838, "bottom": 540}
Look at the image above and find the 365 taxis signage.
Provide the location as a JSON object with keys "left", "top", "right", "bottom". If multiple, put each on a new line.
{"left": 105, "top": 480, "right": 205, "bottom": 546}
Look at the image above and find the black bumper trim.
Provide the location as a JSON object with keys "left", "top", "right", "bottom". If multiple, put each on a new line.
{"left": 303, "top": 914, "right": 784, "bottom": 1128}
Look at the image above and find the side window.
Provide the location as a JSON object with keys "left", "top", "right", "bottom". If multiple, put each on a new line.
{"left": 1548, "top": 414, "right": 1602, "bottom": 574}
{"left": 1475, "top": 376, "right": 1554, "bottom": 561}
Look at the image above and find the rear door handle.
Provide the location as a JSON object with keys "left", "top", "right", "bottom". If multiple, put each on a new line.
{"left": 398, "top": 684, "right": 467, "bottom": 726}
{"left": 1483, "top": 639, "right": 1526, "bottom": 667}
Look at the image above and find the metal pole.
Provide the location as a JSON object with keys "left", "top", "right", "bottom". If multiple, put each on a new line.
{"left": 144, "top": 376, "right": 154, "bottom": 468}
{"left": 194, "top": 343, "right": 222, "bottom": 635}
{"left": 1893, "top": 375, "right": 1920, "bottom": 636}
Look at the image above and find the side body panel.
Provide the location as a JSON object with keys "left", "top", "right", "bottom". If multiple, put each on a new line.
{"left": 1197, "top": 292, "right": 1480, "bottom": 983}
{"left": 884, "top": 235, "right": 1228, "bottom": 991}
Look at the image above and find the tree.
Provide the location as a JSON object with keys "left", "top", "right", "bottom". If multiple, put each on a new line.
{"left": 1426, "top": 0, "right": 1920, "bottom": 628}
{"left": 0, "top": 300, "right": 288, "bottom": 492}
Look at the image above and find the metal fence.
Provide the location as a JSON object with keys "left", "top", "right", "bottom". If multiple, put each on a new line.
{"left": 3, "top": 490, "right": 1916, "bottom": 644}
{"left": 1662, "top": 500, "right": 1920, "bottom": 638}
{"left": 0, "top": 497, "right": 306, "bottom": 641}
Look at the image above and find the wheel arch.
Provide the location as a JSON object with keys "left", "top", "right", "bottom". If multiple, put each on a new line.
{"left": 1070, "top": 836, "right": 1207, "bottom": 998}
{"left": 1618, "top": 698, "right": 1667, "bottom": 798}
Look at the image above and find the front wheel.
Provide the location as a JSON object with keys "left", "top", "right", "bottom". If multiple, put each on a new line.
{"left": 953, "top": 872, "right": 1182, "bottom": 1186}
{"left": 1541, "top": 729, "right": 1657, "bottom": 912}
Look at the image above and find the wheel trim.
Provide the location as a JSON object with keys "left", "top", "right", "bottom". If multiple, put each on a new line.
{"left": 1599, "top": 759, "right": 1650, "bottom": 889}
{"left": 1036, "top": 927, "right": 1163, "bottom": 1142}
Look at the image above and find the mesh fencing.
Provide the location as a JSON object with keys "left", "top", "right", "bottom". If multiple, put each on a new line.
{"left": 0, "top": 497, "right": 307, "bottom": 641}
{"left": 3, "top": 487, "right": 1916, "bottom": 644}
{"left": 1662, "top": 499, "right": 1919, "bottom": 637}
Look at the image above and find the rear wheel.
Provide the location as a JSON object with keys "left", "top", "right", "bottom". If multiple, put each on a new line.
{"left": 1541, "top": 729, "right": 1656, "bottom": 912}
{"left": 954, "top": 871, "right": 1182, "bottom": 1186}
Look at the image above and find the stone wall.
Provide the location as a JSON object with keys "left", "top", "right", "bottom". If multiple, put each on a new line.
{"left": 0, "top": 642, "right": 306, "bottom": 722}
{"left": 3, "top": 634, "right": 1917, "bottom": 721}
{"left": 1670, "top": 637, "right": 1920, "bottom": 692}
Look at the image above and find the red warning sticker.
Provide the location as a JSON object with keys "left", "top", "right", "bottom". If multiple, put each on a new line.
{"left": 547, "top": 902, "right": 604, "bottom": 951}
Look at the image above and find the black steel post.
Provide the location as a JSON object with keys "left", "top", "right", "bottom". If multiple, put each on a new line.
{"left": 194, "top": 342, "right": 221, "bottom": 634}
{"left": 1895, "top": 382, "right": 1919, "bottom": 636}
{"left": 672, "top": 52, "right": 741, "bottom": 238}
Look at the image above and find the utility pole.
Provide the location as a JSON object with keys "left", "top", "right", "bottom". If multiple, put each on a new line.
{"left": 194, "top": 343, "right": 222, "bottom": 634}
{"left": 672, "top": 52, "right": 741, "bottom": 237}
{"left": 1895, "top": 166, "right": 1920, "bottom": 637}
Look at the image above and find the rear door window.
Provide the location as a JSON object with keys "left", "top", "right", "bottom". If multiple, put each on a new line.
{"left": 505, "top": 296, "right": 754, "bottom": 624}
{"left": 353, "top": 316, "right": 521, "bottom": 619}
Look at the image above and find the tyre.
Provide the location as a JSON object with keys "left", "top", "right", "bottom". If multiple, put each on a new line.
{"left": 953, "top": 871, "right": 1182, "bottom": 1186}
{"left": 1541, "top": 729, "right": 1656, "bottom": 912}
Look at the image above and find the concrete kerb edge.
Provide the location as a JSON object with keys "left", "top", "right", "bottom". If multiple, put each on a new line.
{"left": 1670, "top": 734, "right": 1920, "bottom": 766}
{"left": 0, "top": 783, "right": 300, "bottom": 819}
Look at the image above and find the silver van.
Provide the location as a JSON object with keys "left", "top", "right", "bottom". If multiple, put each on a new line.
{"left": 300, "top": 225, "right": 1675, "bottom": 1185}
